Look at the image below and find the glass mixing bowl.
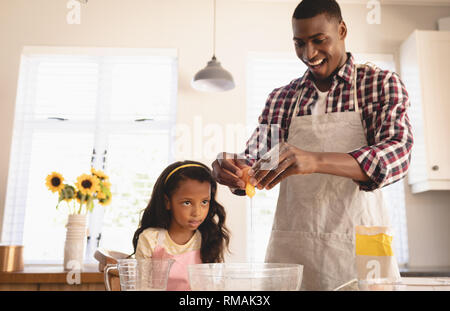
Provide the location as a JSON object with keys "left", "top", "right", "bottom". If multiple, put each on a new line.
{"left": 188, "top": 263, "right": 303, "bottom": 291}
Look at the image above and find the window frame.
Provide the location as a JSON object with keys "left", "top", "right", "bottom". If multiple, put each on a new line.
{"left": 2, "top": 46, "right": 178, "bottom": 264}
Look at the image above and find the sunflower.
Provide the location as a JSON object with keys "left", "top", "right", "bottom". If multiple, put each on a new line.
{"left": 75, "top": 190, "right": 89, "bottom": 204}
{"left": 98, "top": 194, "right": 112, "bottom": 206}
{"left": 91, "top": 167, "right": 109, "bottom": 180}
{"left": 102, "top": 180, "right": 111, "bottom": 188}
{"left": 46, "top": 172, "right": 65, "bottom": 193}
{"left": 76, "top": 174, "right": 100, "bottom": 195}
{"left": 97, "top": 190, "right": 107, "bottom": 200}
{"left": 60, "top": 184, "right": 76, "bottom": 202}
{"left": 75, "top": 191, "right": 82, "bottom": 204}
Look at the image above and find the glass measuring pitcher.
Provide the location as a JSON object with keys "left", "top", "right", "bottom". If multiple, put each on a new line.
{"left": 104, "top": 258, "right": 174, "bottom": 291}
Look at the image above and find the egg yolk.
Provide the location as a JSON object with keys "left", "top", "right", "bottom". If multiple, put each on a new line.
{"left": 242, "top": 167, "right": 256, "bottom": 198}
{"left": 246, "top": 183, "right": 255, "bottom": 198}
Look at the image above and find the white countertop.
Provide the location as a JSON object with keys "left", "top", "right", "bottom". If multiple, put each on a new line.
{"left": 335, "top": 277, "right": 450, "bottom": 291}
{"left": 398, "top": 277, "right": 450, "bottom": 291}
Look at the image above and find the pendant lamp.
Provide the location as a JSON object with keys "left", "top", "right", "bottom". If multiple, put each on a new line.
{"left": 191, "top": 0, "right": 235, "bottom": 92}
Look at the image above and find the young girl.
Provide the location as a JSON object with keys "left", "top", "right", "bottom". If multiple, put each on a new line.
{"left": 132, "top": 160, "right": 230, "bottom": 291}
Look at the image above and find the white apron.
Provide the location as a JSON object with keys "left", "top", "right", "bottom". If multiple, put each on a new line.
{"left": 264, "top": 64, "right": 391, "bottom": 291}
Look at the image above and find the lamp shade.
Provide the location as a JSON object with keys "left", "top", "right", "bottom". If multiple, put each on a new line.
{"left": 191, "top": 56, "right": 235, "bottom": 92}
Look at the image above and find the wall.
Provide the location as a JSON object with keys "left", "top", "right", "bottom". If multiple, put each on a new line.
{"left": 0, "top": 0, "right": 449, "bottom": 266}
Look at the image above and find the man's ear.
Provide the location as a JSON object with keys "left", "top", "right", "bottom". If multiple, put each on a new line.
{"left": 338, "top": 20, "right": 347, "bottom": 40}
{"left": 164, "top": 195, "right": 170, "bottom": 210}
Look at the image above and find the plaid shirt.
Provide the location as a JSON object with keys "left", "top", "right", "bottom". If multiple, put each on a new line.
{"left": 243, "top": 53, "right": 413, "bottom": 191}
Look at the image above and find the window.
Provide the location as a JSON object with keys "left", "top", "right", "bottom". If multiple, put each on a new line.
{"left": 353, "top": 53, "right": 409, "bottom": 266}
{"left": 2, "top": 47, "right": 177, "bottom": 264}
{"left": 246, "top": 52, "right": 307, "bottom": 262}
{"left": 246, "top": 52, "right": 409, "bottom": 265}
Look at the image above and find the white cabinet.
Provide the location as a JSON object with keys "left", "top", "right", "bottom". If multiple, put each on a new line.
{"left": 400, "top": 30, "right": 450, "bottom": 193}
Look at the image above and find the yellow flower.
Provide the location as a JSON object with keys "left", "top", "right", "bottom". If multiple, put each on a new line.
{"left": 97, "top": 190, "right": 107, "bottom": 199}
{"left": 75, "top": 191, "right": 89, "bottom": 204}
{"left": 76, "top": 174, "right": 100, "bottom": 195}
{"left": 61, "top": 184, "right": 76, "bottom": 202}
{"left": 46, "top": 172, "right": 65, "bottom": 193}
{"left": 75, "top": 191, "right": 82, "bottom": 204}
{"left": 97, "top": 180, "right": 111, "bottom": 202}
{"left": 99, "top": 195, "right": 112, "bottom": 206}
{"left": 91, "top": 167, "right": 109, "bottom": 180}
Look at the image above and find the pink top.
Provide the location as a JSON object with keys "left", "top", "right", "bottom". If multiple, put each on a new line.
{"left": 151, "top": 229, "right": 202, "bottom": 291}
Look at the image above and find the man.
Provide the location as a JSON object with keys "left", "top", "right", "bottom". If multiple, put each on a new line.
{"left": 212, "top": 0, "right": 413, "bottom": 290}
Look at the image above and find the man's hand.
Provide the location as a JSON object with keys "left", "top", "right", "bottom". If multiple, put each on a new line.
{"left": 211, "top": 152, "right": 251, "bottom": 190}
{"left": 248, "top": 142, "right": 370, "bottom": 190}
{"left": 248, "top": 142, "right": 318, "bottom": 190}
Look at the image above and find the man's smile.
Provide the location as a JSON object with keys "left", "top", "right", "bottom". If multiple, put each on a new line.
{"left": 305, "top": 58, "right": 328, "bottom": 72}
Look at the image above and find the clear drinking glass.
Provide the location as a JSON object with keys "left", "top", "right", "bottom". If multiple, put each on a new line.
{"left": 104, "top": 258, "right": 174, "bottom": 291}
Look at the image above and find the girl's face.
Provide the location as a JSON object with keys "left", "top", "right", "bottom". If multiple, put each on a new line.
{"left": 166, "top": 179, "right": 211, "bottom": 232}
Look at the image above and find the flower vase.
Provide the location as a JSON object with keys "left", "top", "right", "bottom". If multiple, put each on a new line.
{"left": 63, "top": 214, "right": 88, "bottom": 271}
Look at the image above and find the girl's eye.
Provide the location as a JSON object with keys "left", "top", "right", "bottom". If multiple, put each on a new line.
{"left": 183, "top": 201, "right": 191, "bottom": 206}
{"left": 202, "top": 200, "right": 210, "bottom": 205}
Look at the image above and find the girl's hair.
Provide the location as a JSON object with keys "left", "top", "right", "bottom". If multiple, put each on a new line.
{"left": 132, "top": 160, "right": 230, "bottom": 263}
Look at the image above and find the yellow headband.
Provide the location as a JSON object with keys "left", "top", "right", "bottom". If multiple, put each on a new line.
{"left": 164, "top": 164, "right": 204, "bottom": 184}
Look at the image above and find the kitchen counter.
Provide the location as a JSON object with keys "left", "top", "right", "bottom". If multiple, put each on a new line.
{"left": 335, "top": 277, "right": 450, "bottom": 291}
{"left": 1, "top": 265, "right": 448, "bottom": 291}
{"left": 0, "top": 264, "right": 105, "bottom": 291}
{"left": 398, "top": 277, "right": 450, "bottom": 291}
{"left": 400, "top": 266, "right": 450, "bottom": 277}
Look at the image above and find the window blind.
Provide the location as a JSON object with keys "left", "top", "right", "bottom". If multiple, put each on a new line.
{"left": 354, "top": 53, "right": 410, "bottom": 265}
{"left": 2, "top": 47, "right": 177, "bottom": 263}
{"left": 246, "top": 52, "right": 307, "bottom": 262}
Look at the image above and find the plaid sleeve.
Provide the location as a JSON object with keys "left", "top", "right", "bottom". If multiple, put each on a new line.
{"left": 241, "top": 87, "right": 288, "bottom": 166}
{"left": 349, "top": 72, "right": 414, "bottom": 191}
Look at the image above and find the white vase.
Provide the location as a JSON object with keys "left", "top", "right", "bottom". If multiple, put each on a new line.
{"left": 63, "top": 214, "right": 88, "bottom": 271}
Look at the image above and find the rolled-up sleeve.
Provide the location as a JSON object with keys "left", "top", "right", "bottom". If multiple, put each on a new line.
{"left": 349, "top": 72, "right": 414, "bottom": 191}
